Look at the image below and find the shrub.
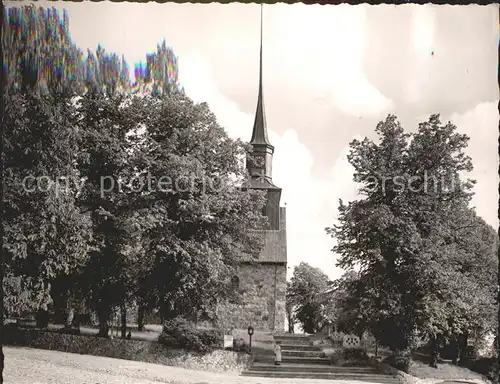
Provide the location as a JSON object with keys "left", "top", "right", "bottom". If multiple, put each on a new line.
{"left": 198, "top": 328, "right": 223, "bottom": 348}
{"left": 330, "top": 349, "right": 345, "bottom": 365}
{"left": 329, "top": 348, "right": 369, "bottom": 366}
{"left": 158, "top": 317, "right": 223, "bottom": 353}
{"left": 383, "top": 350, "right": 412, "bottom": 373}
{"left": 343, "top": 348, "right": 369, "bottom": 361}
{"left": 233, "top": 338, "right": 250, "bottom": 353}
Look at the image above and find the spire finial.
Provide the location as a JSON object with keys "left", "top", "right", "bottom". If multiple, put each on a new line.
{"left": 250, "top": 4, "right": 272, "bottom": 148}
{"left": 259, "top": 4, "right": 263, "bottom": 87}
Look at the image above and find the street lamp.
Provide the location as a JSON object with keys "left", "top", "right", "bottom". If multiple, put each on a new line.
{"left": 247, "top": 326, "right": 254, "bottom": 351}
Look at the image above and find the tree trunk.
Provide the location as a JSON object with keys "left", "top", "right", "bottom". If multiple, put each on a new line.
{"left": 0, "top": 192, "right": 3, "bottom": 384}
{"left": 97, "top": 305, "right": 110, "bottom": 337}
{"left": 137, "top": 304, "right": 145, "bottom": 332}
{"left": 451, "top": 336, "right": 459, "bottom": 365}
{"left": 120, "top": 303, "right": 127, "bottom": 339}
{"left": 458, "top": 330, "right": 469, "bottom": 365}
{"left": 159, "top": 295, "right": 166, "bottom": 324}
{"left": 429, "top": 336, "right": 439, "bottom": 368}
{"left": 287, "top": 315, "right": 294, "bottom": 333}
{"left": 35, "top": 309, "right": 49, "bottom": 329}
{"left": 65, "top": 307, "right": 74, "bottom": 329}
{"left": 496, "top": 334, "right": 500, "bottom": 384}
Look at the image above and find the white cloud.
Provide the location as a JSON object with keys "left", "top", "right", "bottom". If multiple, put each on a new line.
{"left": 267, "top": 4, "right": 394, "bottom": 118}
{"left": 180, "top": 52, "right": 253, "bottom": 140}
{"left": 411, "top": 6, "right": 436, "bottom": 57}
{"left": 272, "top": 131, "right": 360, "bottom": 280}
{"left": 448, "top": 102, "right": 499, "bottom": 229}
{"left": 406, "top": 6, "right": 438, "bottom": 104}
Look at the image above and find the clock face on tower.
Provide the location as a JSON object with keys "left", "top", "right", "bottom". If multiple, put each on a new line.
{"left": 253, "top": 155, "right": 265, "bottom": 167}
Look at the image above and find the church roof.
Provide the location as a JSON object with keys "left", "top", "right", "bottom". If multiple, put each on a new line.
{"left": 241, "top": 177, "right": 281, "bottom": 190}
{"left": 250, "top": 5, "right": 273, "bottom": 149}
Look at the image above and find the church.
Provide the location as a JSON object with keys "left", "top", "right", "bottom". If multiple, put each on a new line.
{"left": 216, "top": 7, "right": 288, "bottom": 332}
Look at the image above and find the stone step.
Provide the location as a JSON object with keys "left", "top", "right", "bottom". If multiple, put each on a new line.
{"left": 282, "top": 350, "right": 325, "bottom": 358}
{"left": 273, "top": 333, "right": 310, "bottom": 338}
{"left": 274, "top": 337, "right": 313, "bottom": 346}
{"left": 249, "top": 363, "right": 380, "bottom": 374}
{"left": 254, "top": 356, "right": 332, "bottom": 364}
{"left": 281, "top": 344, "right": 320, "bottom": 352}
{"left": 241, "top": 371, "right": 401, "bottom": 382}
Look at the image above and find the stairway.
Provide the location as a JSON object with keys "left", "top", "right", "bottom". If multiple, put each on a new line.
{"left": 241, "top": 334, "right": 402, "bottom": 382}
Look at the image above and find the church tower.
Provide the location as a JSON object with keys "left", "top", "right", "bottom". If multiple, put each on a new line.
{"left": 243, "top": 5, "right": 282, "bottom": 231}
{"left": 245, "top": 4, "right": 274, "bottom": 186}
{"left": 217, "top": 5, "right": 287, "bottom": 332}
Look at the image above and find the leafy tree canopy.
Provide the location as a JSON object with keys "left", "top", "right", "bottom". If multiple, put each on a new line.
{"left": 326, "top": 114, "right": 497, "bottom": 352}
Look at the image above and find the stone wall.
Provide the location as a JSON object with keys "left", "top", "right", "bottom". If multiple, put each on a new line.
{"left": 216, "top": 263, "right": 286, "bottom": 331}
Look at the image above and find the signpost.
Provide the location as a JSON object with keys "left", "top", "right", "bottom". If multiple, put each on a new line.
{"left": 223, "top": 334, "right": 234, "bottom": 349}
{"left": 247, "top": 326, "right": 254, "bottom": 351}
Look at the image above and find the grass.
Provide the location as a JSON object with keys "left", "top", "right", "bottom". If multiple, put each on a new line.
{"left": 408, "top": 351, "right": 488, "bottom": 381}
{"left": 409, "top": 359, "right": 487, "bottom": 381}
{"left": 367, "top": 345, "right": 491, "bottom": 382}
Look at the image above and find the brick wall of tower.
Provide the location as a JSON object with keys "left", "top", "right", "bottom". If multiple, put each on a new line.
{"left": 214, "top": 206, "right": 287, "bottom": 332}
{"left": 215, "top": 262, "right": 287, "bottom": 331}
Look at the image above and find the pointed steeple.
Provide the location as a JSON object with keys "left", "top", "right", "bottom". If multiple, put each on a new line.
{"left": 244, "top": 4, "right": 279, "bottom": 190}
{"left": 250, "top": 5, "right": 273, "bottom": 148}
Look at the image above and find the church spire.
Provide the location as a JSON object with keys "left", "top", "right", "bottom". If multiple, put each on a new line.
{"left": 250, "top": 4, "right": 273, "bottom": 148}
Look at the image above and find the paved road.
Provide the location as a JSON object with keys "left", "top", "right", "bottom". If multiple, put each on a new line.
{"left": 4, "top": 346, "right": 396, "bottom": 384}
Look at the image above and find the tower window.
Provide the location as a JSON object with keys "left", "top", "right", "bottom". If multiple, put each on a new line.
{"left": 231, "top": 275, "right": 240, "bottom": 289}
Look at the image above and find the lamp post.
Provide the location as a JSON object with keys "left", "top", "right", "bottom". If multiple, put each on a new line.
{"left": 247, "top": 326, "right": 254, "bottom": 352}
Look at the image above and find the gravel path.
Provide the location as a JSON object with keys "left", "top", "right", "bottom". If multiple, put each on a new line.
{"left": 4, "top": 346, "right": 393, "bottom": 384}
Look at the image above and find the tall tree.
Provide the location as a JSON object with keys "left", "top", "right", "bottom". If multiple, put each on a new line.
{"left": 325, "top": 270, "right": 360, "bottom": 334}
{"left": 326, "top": 114, "right": 495, "bottom": 358}
{"left": 2, "top": 5, "right": 181, "bottom": 97}
{"left": 1, "top": 5, "right": 188, "bottom": 347}
{"left": 3, "top": 5, "right": 85, "bottom": 94}
{"left": 3, "top": 87, "right": 92, "bottom": 323}
{"left": 145, "top": 39, "right": 181, "bottom": 95}
{"left": 287, "top": 262, "right": 329, "bottom": 334}
{"left": 128, "top": 95, "right": 266, "bottom": 323}
{"left": 1, "top": 3, "right": 6, "bottom": 380}
{"left": 74, "top": 91, "right": 138, "bottom": 336}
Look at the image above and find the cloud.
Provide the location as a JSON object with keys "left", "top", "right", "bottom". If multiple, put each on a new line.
{"left": 180, "top": 52, "right": 253, "bottom": 140}
{"left": 405, "top": 6, "right": 438, "bottom": 104}
{"left": 411, "top": 6, "right": 436, "bottom": 57}
{"left": 266, "top": 4, "right": 394, "bottom": 119}
{"left": 272, "top": 130, "right": 360, "bottom": 280}
{"left": 448, "top": 102, "right": 499, "bottom": 229}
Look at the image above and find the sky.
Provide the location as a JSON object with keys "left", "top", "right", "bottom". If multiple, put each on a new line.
{"left": 10, "top": 1, "right": 499, "bottom": 280}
